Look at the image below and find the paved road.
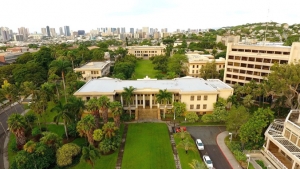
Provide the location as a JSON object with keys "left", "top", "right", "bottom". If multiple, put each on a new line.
{"left": 0, "top": 103, "right": 24, "bottom": 169}
{"left": 186, "top": 126, "right": 232, "bottom": 169}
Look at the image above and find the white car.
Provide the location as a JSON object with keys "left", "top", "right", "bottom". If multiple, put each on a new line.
{"left": 203, "top": 155, "right": 213, "bottom": 169}
{"left": 196, "top": 139, "right": 204, "bottom": 150}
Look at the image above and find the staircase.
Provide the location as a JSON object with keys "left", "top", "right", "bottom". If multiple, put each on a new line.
{"left": 137, "top": 108, "right": 158, "bottom": 120}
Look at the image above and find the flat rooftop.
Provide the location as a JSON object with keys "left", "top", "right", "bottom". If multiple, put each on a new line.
{"left": 127, "top": 45, "right": 165, "bottom": 49}
{"left": 75, "top": 62, "right": 110, "bottom": 70}
{"left": 74, "top": 76, "right": 232, "bottom": 94}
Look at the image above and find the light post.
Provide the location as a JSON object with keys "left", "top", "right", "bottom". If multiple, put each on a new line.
{"left": 246, "top": 154, "right": 251, "bottom": 169}
{"left": 173, "top": 106, "right": 176, "bottom": 128}
{"left": 229, "top": 132, "right": 233, "bottom": 143}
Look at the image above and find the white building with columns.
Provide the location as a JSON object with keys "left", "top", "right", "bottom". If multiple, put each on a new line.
{"left": 263, "top": 110, "right": 300, "bottom": 169}
{"left": 73, "top": 76, "right": 233, "bottom": 120}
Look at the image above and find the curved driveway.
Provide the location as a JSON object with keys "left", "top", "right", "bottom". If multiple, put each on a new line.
{"left": 186, "top": 126, "right": 232, "bottom": 169}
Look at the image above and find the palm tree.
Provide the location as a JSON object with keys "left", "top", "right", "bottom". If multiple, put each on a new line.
{"left": 49, "top": 59, "right": 72, "bottom": 102}
{"left": 21, "top": 81, "right": 37, "bottom": 98}
{"left": 51, "top": 101, "right": 73, "bottom": 139}
{"left": 1, "top": 80, "right": 16, "bottom": 112}
{"left": 67, "top": 50, "right": 76, "bottom": 70}
{"left": 7, "top": 114, "right": 27, "bottom": 149}
{"left": 156, "top": 89, "right": 172, "bottom": 119}
{"left": 243, "top": 94, "right": 255, "bottom": 108}
{"left": 23, "top": 140, "right": 36, "bottom": 153}
{"left": 122, "top": 86, "right": 135, "bottom": 118}
{"left": 189, "top": 159, "right": 206, "bottom": 169}
{"left": 98, "top": 96, "right": 110, "bottom": 124}
{"left": 176, "top": 138, "right": 197, "bottom": 154}
{"left": 48, "top": 73, "right": 61, "bottom": 100}
{"left": 80, "top": 145, "right": 100, "bottom": 169}
{"left": 66, "top": 96, "right": 85, "bottom": 122}
{"left": 174, "top": 129, "right": 189, "bottom": 140}
{"left": 77, "top": 115, "right": 96, "bottom": 145}
{"left": 40, "top": 132, "right": 62, "bottom": 150}
{"left": 109, "top": 101, "right": 123, "bottom": 128}
{"left": 86, "top": 98, "right": 100, "bottom": 128}
{"left": 102, "top": 122, "right": 118, "bottom": 139}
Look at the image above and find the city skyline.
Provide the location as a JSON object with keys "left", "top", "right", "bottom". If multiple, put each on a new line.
{"left": 1, "top": 0, "right": 300, "bottom": 33}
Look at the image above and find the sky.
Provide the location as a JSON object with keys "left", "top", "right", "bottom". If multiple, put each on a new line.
{"left": 2, "top": 0, "right": 300, "bottom": 33}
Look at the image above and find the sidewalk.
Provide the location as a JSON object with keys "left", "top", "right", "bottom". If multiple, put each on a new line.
{"left": 3, "top": 109, "right": 30, "bottom": 169}
{"left": 216, "top": 131, "right": 242, "bottom": 169}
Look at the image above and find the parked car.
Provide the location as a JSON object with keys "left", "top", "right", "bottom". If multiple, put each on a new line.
{"left": 195, "top": 139, "right": 204, "bottom": 150}
{"left": 176, "top": 126, "right": 187, "bottom": 133}
{"left": 203, "top": 155, "right": 213, "bottom": 169}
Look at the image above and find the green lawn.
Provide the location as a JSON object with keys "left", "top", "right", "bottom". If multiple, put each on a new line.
{"left": 134, "top": 59, "right": 159, "bottom": 79}
{"left": 174, "top": 134, "right": 203, "bottom": 169}
{"left": 122, "top": 123, "right": 175, "bottom": 169}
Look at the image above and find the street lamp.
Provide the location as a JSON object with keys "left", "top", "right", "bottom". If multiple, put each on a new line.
{"left": 246, "top": 154, "right": 251, "bottom": 169}
{"left": 229, "top": 132, "right": 233, "bottom": 143}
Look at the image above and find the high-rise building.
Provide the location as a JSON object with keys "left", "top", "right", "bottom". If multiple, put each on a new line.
{"left": 121, "top": 27, "right": 125, "bottom": 33}
{"left": 78, "top": 30, "right": 85, "bottom": 35}
{"left": 59, "top": 27, "right": 64, "bottom": 35}
{"left": 41, "top": 28, "right": 47, "bottom": 36}
{"left": 0, "top": 27, "right": 10, "bottom": 42}
{"left": 50, "top": 28, "right": 56, "bottom": 37}
{"left": 64, "top": 26, "right": 71, "bottom": 36}
{"left": 14, "top": 34, "right": 24, "bottom": 41}
{"left": 18, "top": 27, "right": 29, "bottom": 41}
{"left": 149, "top": 28, "right": 154, "bottom": 35}
{"left": 117, "top": 28, "right": 120, "bottom": 34}
{"left": 130, "top": 28, "right": 134, "bottom": 34}
{"left": 46, "top": 26, "right": 50, "bottom": 37}
{"left": 142, "top": 27, "right": 149, "bottom": 34}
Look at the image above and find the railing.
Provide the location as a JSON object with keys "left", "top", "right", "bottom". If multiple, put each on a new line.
{"left": 286, "top": 120, "right": 300, "bottom": 131}
{"left": 265, "top": 149, "right": 288, "bottom": 169}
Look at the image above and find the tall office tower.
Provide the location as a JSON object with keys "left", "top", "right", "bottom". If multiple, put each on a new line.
{"left": 112, "top": 28, "right": 116, "bottom": 33}
{"left": 117, "top": 28, "right": 120, "bottom": 34}
{"left": 18, "top": 27, "right": 29, "bottom": 41}
{"left": 149, "top": 28, "right": 154, "bottom": 35}
{"left": 121, "top": 27, "right": 125, "bottom": 33}
{"left": 142, "top": 27, "right": 149, "bottom": 34}
{"left": 78, "top": 30, "right": 85, "bottom": 35}
{"left": 41, "top": 28, "right": 47, "bottom": 36}
{"left": 14, "top": 34, "right": 24, "bottom": 41}
{"left": 64, "top": 26, "right": 71, "bottom": 36}
{"left": 0, "top": 27, "right": 11, "bottom": 42}
{"left": 59, "top": 27, "right": 64, "bottom": 35}
{"left": 176, "top": 29, "right": 180, "bottom": 33}
{"left": 107, "top": 27, "right": 111, "bottom": 33}
{"left": 46, "top": 26, "right": 51, "bottom": 37}
{"left": 50, "top": 28, "right": 56, "bottom": 37}
{"left": 164, "top": 28, "right": 168, "bottom": 33}
{"left": 130, "top": 28, "right": 134, "bottom": 34}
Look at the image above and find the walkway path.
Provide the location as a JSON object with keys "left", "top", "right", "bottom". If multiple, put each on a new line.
{"left": 216, "top": 131, "right": 241, "bottom": 169}
{"left": 115, "top": 124, "right": 128, "bottom": 169}
{"left": 166, "top": 121, "right": 182, "bottom": 169}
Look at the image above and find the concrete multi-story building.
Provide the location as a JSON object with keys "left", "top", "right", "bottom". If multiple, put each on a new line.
{"left": 216, "top": 35, "right": 240, "bottom": 46}
{"left": 41, "top": 28, "right": 47, "bottom": 36}
{"left": 263, "top": 110, "right": 300, "bottom": 169}
{"left": 74, "top": 61, "right": 111, "bottom": 81}
{"left": 186, "top": 54, "right": 226, "bottom": 78}
{"left": 130, "top": 28, "right": 134, "bottom": 34}
{"left": 0, "top": 27, "right": 11, "bottom": 42}
{"left": 78, "top": 30, "right": 85, "bottom": 36}
{"left": 142, "top": 27, "right": 149, "bottom": 34}
{"left": 50, "top": 28, "right": 56, "bottom": 37}
{"left": 127, "top": 45, "right": 165, "bottom": 58}
{"left": 59, "top": 27, "right": 64, "bottom": 35}
{"left": 18, "top": 27, "right": 29, "bottom": 41}
{"left": 14, "top": 34, "right": 24, "bottom": 41}
{"left": 73, "top": 76, "right": 233, "bottom": 120}
{"left": 64, "top": 26, "right": 71, "bottom": 36}
{"left": 223, "top": 42, "right": 300, "bottom": 85}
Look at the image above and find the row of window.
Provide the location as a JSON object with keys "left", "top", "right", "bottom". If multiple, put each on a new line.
{"left": 190, "top": 104, "right": 207, "bottom": 109}
{"left": 226, "top": 69, "right": 269, "bottom": 77}
{"left": 191, "top": 65, "right": 225, "bottom": 69}
{"left": 135, "top": 54, "right": 157, "bottom": 57}
{"left": 227, "top": 62, "right": 271, "bottom": 70}
{"left": 191, "top": 95, "right": 208, "bottom": 101}
{"left": 228, "top": 55, "right": 289, "bottom": 64}
{"left": 134, "top": 51, "right": 158, "bottom": 53}
{"left": 231, "top": 48, "right": 290, "bottom": 55}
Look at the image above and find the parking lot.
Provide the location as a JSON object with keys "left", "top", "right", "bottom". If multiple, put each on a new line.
{"left": 186, "top": 126, "right": 232, "bottom": 169}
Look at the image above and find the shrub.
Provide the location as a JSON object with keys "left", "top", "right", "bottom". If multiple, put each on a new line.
{"left": 56, "top": 143, "right": 81, "bottom": 167}
{"left": 185, "top": 112, "right": 199, "bottom": 123}
{"left": 67, "top": 123, "right": 78, "bottom": 138}
{"left": 256, "top": 160, "right": 267, "bottom": 169}
{"left": 31, "top": 127, "right": 41, "bottom": 137}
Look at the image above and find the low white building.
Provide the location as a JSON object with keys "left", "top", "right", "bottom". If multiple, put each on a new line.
{"left": 127, "top": 45, "right": 165, "bottom": 58}
{"left": 74, "top": 61, "right": 110, "bottom": 81}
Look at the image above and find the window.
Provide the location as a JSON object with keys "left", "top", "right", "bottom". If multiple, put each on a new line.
{"left": 197, "top": 96, "right": 201, "bottom": 100}
{"left": 190, "top": 104, "right": 194, "bottom": 109}
{"left": 190, "top": 96, "right": 194, "bottom": 101}
{"left": 196, "top": 104, "right": 200, "bottom": 109}
{"left": 193, "top": 65, "right": 195, "bottom": 68}
{"left": 86, "top": 97, "right": 90, "bottom": 101}
{"left": 203, "top": 104, "right": 207, "bottom": 109}
{"left": 204, "top": 95, "right": 208, "bottom": 100}
{"left": 192, "top": 70, "right": 194, "bottom": 73}
{"left": 197, "top": 65, "right": 199, "bottom": 68}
